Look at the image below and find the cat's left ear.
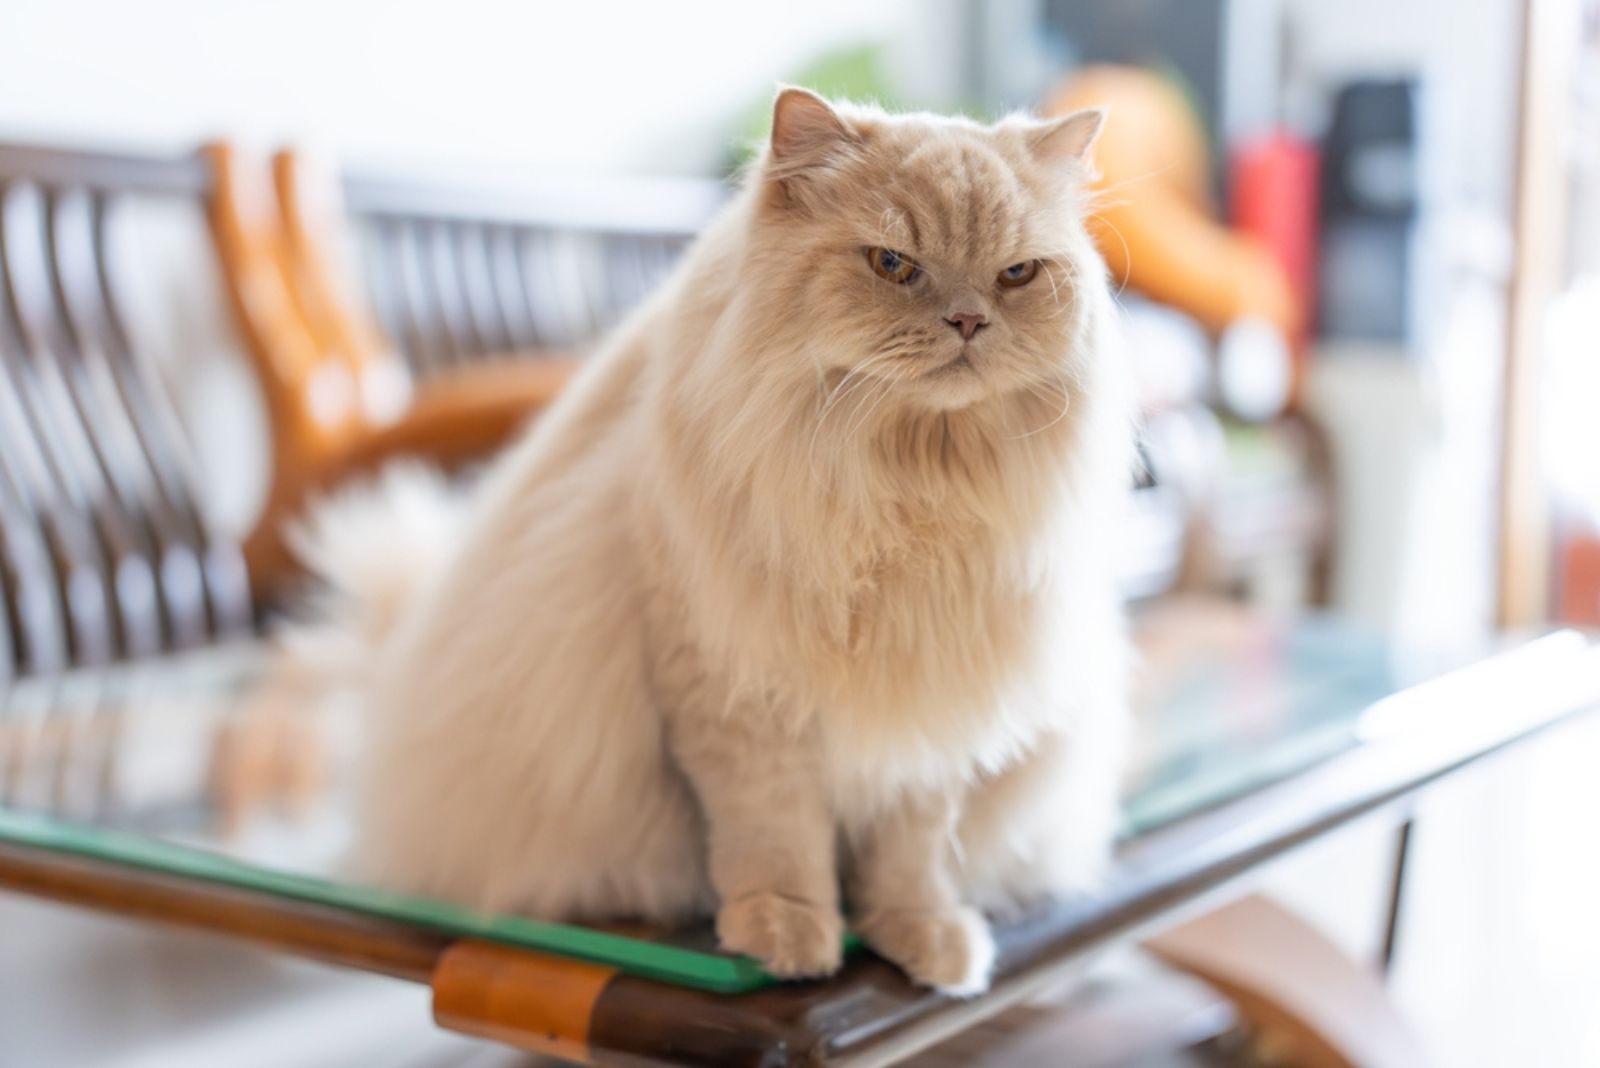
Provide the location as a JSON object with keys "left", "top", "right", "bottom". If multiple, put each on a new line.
{"left": 1027, "top": 108, "right": 1106, "bottom": 167}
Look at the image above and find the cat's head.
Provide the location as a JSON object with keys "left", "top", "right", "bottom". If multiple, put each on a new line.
{"left": 748, "top": 87, "right": 1108, "bottom": 415}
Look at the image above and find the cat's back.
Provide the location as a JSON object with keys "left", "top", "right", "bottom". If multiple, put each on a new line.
{"left": 356, "top": 185, "right": 776, "bottom": 744}
{"left": 350, "top": 290, "right": 707, "bottom": 916}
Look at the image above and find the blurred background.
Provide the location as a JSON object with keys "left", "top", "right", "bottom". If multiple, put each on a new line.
{"left": 0, "top": 1, "right": 1596, "bottom": 1065}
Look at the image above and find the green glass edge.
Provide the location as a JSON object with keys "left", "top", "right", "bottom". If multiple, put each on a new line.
{"left": 0, "top": 808, "right": 772, "bottom": 993}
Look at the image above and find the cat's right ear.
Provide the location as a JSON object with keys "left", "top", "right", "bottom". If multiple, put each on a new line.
{"left": 766, "top": 87, "right": 859, "bottom": 207}
{"left": 771, "top": 87, "right": 854, "bottom": 162}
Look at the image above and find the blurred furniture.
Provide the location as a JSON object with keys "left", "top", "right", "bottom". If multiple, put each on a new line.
{"left": 0, "top": 139, "right": 719, "bottom": 825}
{"left": 1, "top": 614, "right": 1595, "bottom": 1065}
{"left": 211, "top": 145, "right": 722, "bottom": 592}
{"left": 0, "top": 137, "right": 719, "bottom": 615}
{"left": 1317, "top": 80, "right": 1420, "bottom": 344}
{"left": 0, "top": 144, "right": 255, "bottom": 678}
{"left": 1042, "top": 67, "right": 1333, "bottom": 607}
{"left": 1045, "top": 66, "right": 1298, "bottom": 349}
{"left": 1550, "top": 3, "right": 1600, "bottom": 627}
{"left": 1500, "top": 0, "right": 1590, "bottom": 628}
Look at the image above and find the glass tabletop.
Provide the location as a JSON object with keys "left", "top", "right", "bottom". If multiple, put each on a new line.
{"left": 0, "top": 602, "right": 1438, "bottom": 992}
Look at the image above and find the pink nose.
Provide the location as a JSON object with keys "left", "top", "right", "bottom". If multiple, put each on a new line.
{"left": 944, "top": 311, "right": 988, "bottom": 341}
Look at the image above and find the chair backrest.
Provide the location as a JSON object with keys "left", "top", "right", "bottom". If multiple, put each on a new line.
{"left": 335, "top": 167, "right": 725, "bottom": 372}
{"left": 0, "top": 145, "right": 253, "bottom": 684}
{"left": 225, "top": 149, "right": 726, "bottom": 591}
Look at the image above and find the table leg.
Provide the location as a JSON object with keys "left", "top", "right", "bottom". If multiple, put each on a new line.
{"left": 1381, "top": 818, "right": 1415, "bottom": 975}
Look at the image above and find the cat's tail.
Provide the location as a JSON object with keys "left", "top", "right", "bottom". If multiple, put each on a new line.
{"left": 275, "top": 463, "right": 465, "bottom": 685}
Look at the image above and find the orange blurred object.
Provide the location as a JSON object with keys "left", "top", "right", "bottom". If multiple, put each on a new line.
{"left": 1043, "top": 67, "right": 1300, "bottom": 345}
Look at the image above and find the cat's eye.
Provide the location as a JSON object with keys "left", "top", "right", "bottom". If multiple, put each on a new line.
{"left": 866, "top": 247, "right": 921, "bottom": 284}
{"left": 997, "top": 260, "right": 1040, "bottom": 288}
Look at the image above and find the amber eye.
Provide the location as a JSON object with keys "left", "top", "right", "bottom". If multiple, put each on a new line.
{"left": 997, "top": 260, "right": 1040, "bottom": 288}
{"left": 865, "top": 246, "right": 920, "bottom": 284}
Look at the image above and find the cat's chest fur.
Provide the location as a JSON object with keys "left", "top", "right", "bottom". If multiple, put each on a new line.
{"left": 834, "top": 511, "right": 1036, "bottom": 667}
{"left": 767, "top": 494, "right": 1067, "bottom": 796}
{"left": 642, "top": 372, "right": 1088, "bottom": 801}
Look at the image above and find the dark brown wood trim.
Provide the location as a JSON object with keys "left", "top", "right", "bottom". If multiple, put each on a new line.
{"left": 0, "top": 840, "right": 451, "bottom": 982}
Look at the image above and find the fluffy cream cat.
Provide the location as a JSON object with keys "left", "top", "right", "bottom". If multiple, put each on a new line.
{"left": 289, "top": 88, "right": 1132, "bottom": 996}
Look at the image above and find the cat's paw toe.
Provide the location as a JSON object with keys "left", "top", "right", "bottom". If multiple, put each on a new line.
{"left": 717, "top": 892, "right": 844, "bottom": 979}
{"left": 858, "top": 904, "right": 995, "bottom": 996}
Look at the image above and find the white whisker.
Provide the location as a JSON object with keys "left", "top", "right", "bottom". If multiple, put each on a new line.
{"left": 808, "top": 355, "right": 892, "bottom": 478}
{"left": 1005, "top": 372, "right": 1073, "bottom": 440}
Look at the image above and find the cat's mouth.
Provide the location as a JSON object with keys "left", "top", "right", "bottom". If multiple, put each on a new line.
{"left": 927, "top": 353, "right": 974, "bottom": 376}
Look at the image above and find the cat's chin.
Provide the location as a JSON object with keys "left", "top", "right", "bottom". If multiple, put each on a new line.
{"left": 915, "top": 356, "right": 991, "bottom": 411}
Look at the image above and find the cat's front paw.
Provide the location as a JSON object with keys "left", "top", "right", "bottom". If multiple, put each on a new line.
{"left": 717, "top": 891, "right": 844, "bottom": 979}
{"left": 857, "top": 904, "right": 995, "bottom": 996}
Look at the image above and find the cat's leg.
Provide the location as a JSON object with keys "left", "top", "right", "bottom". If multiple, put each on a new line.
{"left": 956, "top": 713, "right": 1125, "bottom": 917}
{"left": 848, "top": 791, "right": 997, "bottom": 996}
{"left": 665, "top": 693, "right": 844, "bottom": 979}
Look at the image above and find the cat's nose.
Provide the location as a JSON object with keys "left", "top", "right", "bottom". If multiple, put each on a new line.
{"left": 944, "top": 311, "right": 988, "bottom": 341}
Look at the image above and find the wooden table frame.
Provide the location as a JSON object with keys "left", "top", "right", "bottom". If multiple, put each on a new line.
{"left": 3, "top": 632, "right": 1597, "bottom": 1066}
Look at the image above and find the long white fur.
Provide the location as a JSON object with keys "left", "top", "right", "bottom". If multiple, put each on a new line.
{"left": 283, "top": 91, "right": 1133, "bottom": 991}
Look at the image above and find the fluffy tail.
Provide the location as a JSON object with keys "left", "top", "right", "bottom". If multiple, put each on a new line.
{"left": 276, "top": 463, "right": 464, "bottom": 684}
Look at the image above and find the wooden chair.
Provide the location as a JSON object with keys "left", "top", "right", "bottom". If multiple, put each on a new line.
{"left": 209, "top": 144, "right": 723, "bottom": 594}
{"left": 0, "top": 144, "right": 262, "bottom": 818}
{"left": 0, "top": 145, "right": 259, "bottom": 674}
{"left": 0, "top": 140, "right": 720, "bottom": 823}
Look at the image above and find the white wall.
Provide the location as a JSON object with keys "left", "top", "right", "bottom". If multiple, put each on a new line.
{"left": 1287, "top": 0, "right": 1520, "bottom": 207}
{"left": 0, "top": 0, "right": 911, "bottom": 176}
{"left": 0, "top": 0, "right": 917, "bottom": 529}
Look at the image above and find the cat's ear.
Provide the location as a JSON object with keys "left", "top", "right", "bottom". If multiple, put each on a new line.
{"left": 1027, "top": 108, "right": 1106, "bottom": 167}
{"left": 770, "top": 86, "right": 857, "bottom": 166}
{"left": 765, "top": 88, "right": 864, "bottom": 211}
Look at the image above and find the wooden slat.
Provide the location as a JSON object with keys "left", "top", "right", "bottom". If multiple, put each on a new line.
{"left": 1498, "top": 0, "right": 1581, "bottom": 626}
{"left": 0, "top": 839, "right": 451, "bottom": 982}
